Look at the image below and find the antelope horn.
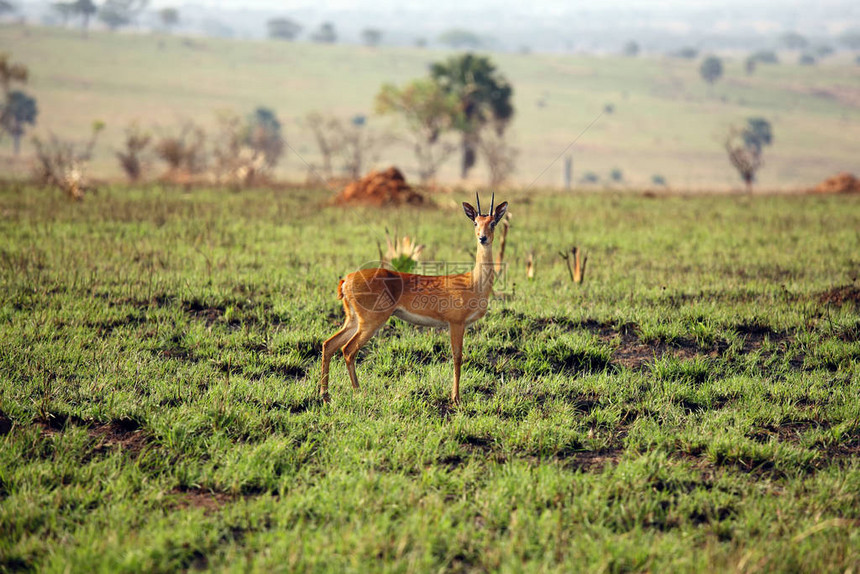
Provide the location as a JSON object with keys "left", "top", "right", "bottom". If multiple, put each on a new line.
{"left": 490, "top": 192, "right": 495, "bottom": 216}
{"left": 475, "top": 191, "right": 482, "bottom": 215}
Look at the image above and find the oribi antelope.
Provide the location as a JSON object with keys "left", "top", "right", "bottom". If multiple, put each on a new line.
{"left": 320, "top": 193, "right": 508, "bottom": 403}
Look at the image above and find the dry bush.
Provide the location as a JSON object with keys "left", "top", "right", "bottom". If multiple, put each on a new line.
{"left": 115, "top": 122, "right": 151, "bottom": 182}
{"left": 305, "top": 112, "right": 388, "bottom": 181}
{"left": 479, "top": 129, "right": 518, "bottom": 188}
{"left": 32, "top": 121, "right": 104, "bottom": 200}
{"left": 154, "top": 121, "right": 207, "bottom": 179}
{"left": 211, "top": 111, "right": 267, "bottom": 188}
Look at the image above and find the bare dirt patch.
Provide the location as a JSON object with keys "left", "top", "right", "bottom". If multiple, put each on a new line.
{"left": 557, "top": 448, "right": 623, "bottom": 472}
{"left": 170, "top": 486, "right": 239, "bottom": 514}
{"left": 89, "top": 418, "right": 150, "bottom": 457}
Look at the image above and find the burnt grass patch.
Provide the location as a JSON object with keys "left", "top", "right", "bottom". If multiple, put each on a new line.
{"left": 818, "top": 284, "right": 860, "bottom": 307}
{"left": 491, "top": 310, "right": 795, "bottom": 372}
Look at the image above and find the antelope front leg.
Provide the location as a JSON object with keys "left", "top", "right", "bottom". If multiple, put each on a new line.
{"left": 449, "top": 322, "right": 465, "bottom": 404}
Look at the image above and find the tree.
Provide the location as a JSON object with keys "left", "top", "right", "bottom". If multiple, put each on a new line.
{"left": 246, "top": 107, "right": 284, "bottom": 170}
{"left": 71, "top": 0, "right": 97, "bottom": 38}
{"left": 52, "top": 2, "right": 75, "bottom": 25}
{"left": 375, "top": 79, "right": 462, "bottom": 183}
{"left": 839, "top": 30, "right": 860, "bottom": 50}
{"left": 158, "top": 7, "right": 179, "bottom": 32}
{"left": 0, "top": 1, "right": 15, "bottom": 17}
{"left": 478, "top": 130, "right": 517, "bottom": 187}
{"left": 725, "top": 118, "right": 773, "bottom": 193}
{"left": 310, "top": 22, "right": 336, "bottom": 44}
{"left": 673, "top": 47, "right": 698, "bottom": 59}
{"left": 1, "top": 90, "right": 36, "bottom": 154}
{"left": 437, "top": 29, "right": 481, "bottom": 49}
{"left": 361, "top": 28, "right": 382, "bottom": 47}
{"left": 267, "top": 17, "right": 301, "bottom": 41}
{"left": 622, "top": 40, "right": 640, "bottom": 57}
{"left": 798, "top": 53, "right": 816, "bottom": 66}
{"left": 98, "top": 0, "right": 148, "bottom": 30}
{"left": 780, "top": 32, "right": 808, "bottom": 50}
{"left": 699, "top": 56, "right": 723, "bottom": 85}
{"left": 749, "top": 50, "right": 779, "bottom": 64}
{"left": 429, "top": 53, "right": 514, "bottom": 179}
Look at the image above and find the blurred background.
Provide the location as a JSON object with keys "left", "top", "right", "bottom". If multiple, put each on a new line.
{"left": 0, "top": 0, "right": 859, "bottom": 191}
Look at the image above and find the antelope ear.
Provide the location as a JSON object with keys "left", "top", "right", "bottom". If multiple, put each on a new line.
{"left": 462, "top": 202, "right": 478, "bottom": 221}
{"left": 493, "top": 201, "right": 508, "bottom": 225}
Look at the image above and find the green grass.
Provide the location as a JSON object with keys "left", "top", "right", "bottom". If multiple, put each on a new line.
{"left": 1, "top": 184, "right": 860, "bottom": 572}
{"left": 1, "top": 25, "right": 859, "bottom": 189}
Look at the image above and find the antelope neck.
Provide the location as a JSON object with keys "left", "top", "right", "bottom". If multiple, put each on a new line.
{"left": 471, "top": 242, "right": 495, "bottom": 293}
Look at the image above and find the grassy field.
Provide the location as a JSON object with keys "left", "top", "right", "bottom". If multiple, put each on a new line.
{"left": 1, "top": 25, "right": 860, "bottom": 189}
{"left": 1, "top": 183, "right": 859, "bottom": 571}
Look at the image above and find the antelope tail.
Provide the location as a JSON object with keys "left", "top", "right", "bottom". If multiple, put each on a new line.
{"left": 337, "top": 279, "right": 345, "bottom": 300}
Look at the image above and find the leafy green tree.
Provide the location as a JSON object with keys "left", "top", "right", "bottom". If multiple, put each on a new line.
{"left": 429, "top": 53, "right": 514, "bottom": 179}
{"left": 310, "top": 22, "right": 336, "bottom": 43}
{"left": 1, "top": 90, "right": 36, "bottom": 154}
{"left": 267, "top": 17, "right": 301, "bottom": 41}
{"left": 437, "top": 29, "right": 481, "bottom": 49}
{"left": 375, "top": 79, "right": 462, "bottom": 183}
{"left": 0, "top": 1, "right": 15, "bottom": 16}
{"left": 699, "top": 56, "right": 723, "bottom": 85}
{"left": 158, "top": 7, "right": 179, "bottom": 32}
{"left": 725, "top": 118, "right": 773, "bottom": 193}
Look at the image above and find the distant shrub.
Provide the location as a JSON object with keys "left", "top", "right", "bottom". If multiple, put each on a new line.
{"left": 673, "top": 47, "right": 698, "bottom": 59}
{"left": 33, "top": 121, "right": 105, "bottom": 200}
{"left": 115, "top": 122, "right": 151, "bottom": 182}
{"left": 580, "top": 172, "right": 599, "bottom": 184}
{"left": 623, "top": 40, "right": 640, "bottom": 57}
{"left": 652, "top": 174, "right": 667, "bottom": 186}
{"left": 750, "top": 50, "right": 779, "bottom": 64}
{"left": 798, "top": 53, "right": 817, "bottom": 66}
{"left": 699, "top": 56, "right": 724, "bottom": 85}
{"left": 610, "top": 168, "right": 623, "bottom": 182}
{"left": 154, "top": 121, "right": 207, "bottom": 177}
{"left": 813, "top": 45, "right": 834, "bottom": 58}
{"left": 603, "top": 103, "right": 615, "bottom": 114}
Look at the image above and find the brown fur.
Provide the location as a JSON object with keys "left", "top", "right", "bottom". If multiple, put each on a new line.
{"left": 320, "top": 198, "right": 508, "bottom": 403}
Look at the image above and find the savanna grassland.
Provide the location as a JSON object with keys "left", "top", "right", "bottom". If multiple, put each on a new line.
{"left": 1, "top": 183, "right": 859, "bottom": 572}
{"left": 1, "top": 25, "right": 860, "bottom": 189}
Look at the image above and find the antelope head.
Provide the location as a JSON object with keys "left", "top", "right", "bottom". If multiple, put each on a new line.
{"left": 462, "top": 192, "right": 508, "bottom": 247}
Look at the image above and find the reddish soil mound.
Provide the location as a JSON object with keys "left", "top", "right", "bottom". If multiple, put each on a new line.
{"left": 334, "top": 167, "right": 424, "bottom": 206}
{"left": 812, "top": 172, "right": 860, "bottom": 194}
